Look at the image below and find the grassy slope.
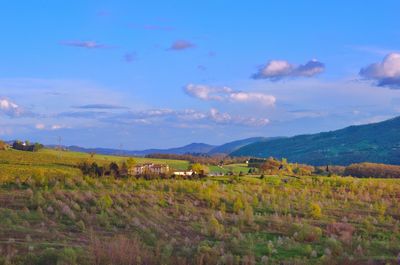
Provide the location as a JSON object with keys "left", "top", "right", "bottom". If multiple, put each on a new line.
{"left": 0, "top": 149, "right": 190, "bottom": 179}
{"left": 0, "top": 149, "right": 249, "bottom": 180}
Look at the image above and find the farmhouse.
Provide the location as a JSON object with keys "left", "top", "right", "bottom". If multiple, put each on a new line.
{"left": 128, "top": 163, "right": 169, "bottom": 176}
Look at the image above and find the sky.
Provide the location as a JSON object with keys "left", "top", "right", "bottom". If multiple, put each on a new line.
{"left": 1, "top": 1, "right": 400, "bottom": 149}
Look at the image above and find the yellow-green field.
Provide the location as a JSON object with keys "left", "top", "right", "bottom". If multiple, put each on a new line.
{"left": 0, "top": 149, "right": 399, "bottom": 265}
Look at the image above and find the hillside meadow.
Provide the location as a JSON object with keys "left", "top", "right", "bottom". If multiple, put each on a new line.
{"left": 0, "top": 149, "right": 399, "bottom": 264}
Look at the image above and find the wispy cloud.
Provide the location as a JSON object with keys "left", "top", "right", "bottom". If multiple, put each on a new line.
{"left": 184, "top": 84, "right": 276, "bottom": 106}
{"left": 143, "top": 25, "right": 174, "bottom": 31}
{"left": 105, "top": 108, "right": 269, "bottom": 127}
{"left": 60, "top": 40, "right": 110, "bottom": 49}
{"left": 168, "top": 40, "right": 195, "bottom": 51}
{"left": 129, "top": 24, "right": 174, "bottom": 31}
{"left": 252, "top": 59, "right": 325, "bottom": 80}
{"left": 359, "top": 53, "right": 400, "bottom": 89}
{"left": 197, "top": 65, "right": 207, "bottom": 71}
{"left": 348, "top": 45, "right": 399, "bottom": 56}
{"left": 74, "top": 104, "right": 129, "bottom": 110}
{"left": 124, "top": 52, "right": 137, "bottom": 63}
{"left": 209, "top": 108, "right": 269, "bottom": 126}
{"left": 57, "top": 111, "right": 109, "bottom": 119}
{"left": 35, "top": 123, "right": 67, "bottom": 131}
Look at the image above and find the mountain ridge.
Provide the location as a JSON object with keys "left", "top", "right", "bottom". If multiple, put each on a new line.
{"left": 231, "top": 116, "right": 400, "bottom": 165}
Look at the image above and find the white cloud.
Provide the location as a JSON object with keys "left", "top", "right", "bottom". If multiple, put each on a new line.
{"left": 253, "top": 59, "right": 325, "bottom": 80}
{"left": 184, "top": 84, "right": 232, "bottom": 101}
{"left": 209, "top": 108, "right": 269, "bottom": 126}
{"left": 229, "top": 92, "right": 276, "bottom": 106}
{"left": 184, "top": 84, "right": 276, "bottom": 106}
{"left": 360, "top": 53, "right": 400, "bottom": 88}
{"left": 35, "top": 123, "right": 46, "bottom": 130}
{"left": 0, "top": 98, "right": 24, "bottom": 117}
{"left": 51, "top": 124, "right": 64, "bottom": 130}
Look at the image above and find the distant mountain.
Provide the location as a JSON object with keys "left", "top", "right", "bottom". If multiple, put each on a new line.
{"left": 208, "top": 137, "right": 278, "bottom": 155}
{"left": 62, "top": 143, "right": 216, "bottom": 156}
{"left": 133, "top": 143, "right": 216, "bottom": 156}
{"left": 50, "top": 138, "right": 276, "bottom": 157}
{"left": 231, "top": 116, "right": 400, "bottom": 166}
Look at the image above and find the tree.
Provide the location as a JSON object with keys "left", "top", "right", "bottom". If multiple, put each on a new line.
{"left": 190, "top": 163, "right": 209, "bottom": 176}
{"left": 0, "top": 140, "right": 8, "bottom": 150}
{"left": 90, "top": 162, "right": 102, "bottom": 177}
{"left": 260, "top": 158, "right": 281, "bottom": 175}
{"left": 120, "top": 162, "right": 128, "bottom": 177}
{"left": 308, "top": 202, "right": 322, "bottom": 219}
{"left": 33, "top": 143, "right": 44, "bottom": 152}
{"left": 109, "top": 162, "right": 120, "bottom": 178}
{"left": 126, "top": 158, "right": 136, "bottom": 168}
{"left": 233, "top": 197, "right": 244, "bottom": 213}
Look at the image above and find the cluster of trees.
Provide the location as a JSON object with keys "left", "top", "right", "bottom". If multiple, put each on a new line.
{"left": 189, "top": 163, "right": 209, "bottom": 177}
{"left": 77, "top": 159, "right": 212, "bottom": 179}
{"left": 12, "top": 140, "right": 44, "bottom": 152}
{"left": 256, "top": 157, "right": 314, "bottom": 176}
{"left": 77, "top": 161, "right": 129, "bottom": 178}
{"left": 344, "top": 162, "right": 400, "bottom": 178}
{"left": 146, "top": 153, "right": 249, "bottom": 166}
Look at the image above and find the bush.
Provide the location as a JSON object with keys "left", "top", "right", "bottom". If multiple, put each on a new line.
{"left": 90, "top": 235, "right": 155, "bottom": 265}
{"left": 308, "top": 202, "right": 322, "bottom": 219}
{"left": 290, "top": 223, "right": 322, "bottom": 242}
{"left": 326, "top": 222, "right": 354, "bottom": 244}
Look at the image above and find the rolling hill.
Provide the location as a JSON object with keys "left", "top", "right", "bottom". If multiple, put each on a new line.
{"left": 231, "top": 116, "right": 400, "bottom": 166}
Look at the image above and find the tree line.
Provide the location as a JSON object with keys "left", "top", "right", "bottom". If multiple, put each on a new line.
{"left": 344, "top": 162, "right": 400, "bottom": 178}
{"left": 12, "top": 140, "right": 44, "bottom": 152}
{"left": 146, "top": 153, "right": 249, "bottom": 166}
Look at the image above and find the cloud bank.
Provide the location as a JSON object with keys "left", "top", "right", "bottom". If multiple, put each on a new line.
{"left": 360, "top": 53, "right": 400, "bottom": 88}
{"left": 253, "top": 59, "right": 325, "bottom": 80}
{"left": 109, "top": 108, "right": 269, "bottom": 127}
{"left": 75, "top": 104, "right": 128, "bottom": 110}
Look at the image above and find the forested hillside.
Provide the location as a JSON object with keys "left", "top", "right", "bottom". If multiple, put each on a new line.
{"left": 232, "top": 116, "right": 400, "bottom": 166}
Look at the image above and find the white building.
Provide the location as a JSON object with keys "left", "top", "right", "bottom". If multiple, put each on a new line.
{"left": 173, "top": 170, "right": 194, "bottom": 177}
{"left": 129, "top": 163, "right": 169, "bottom": 176}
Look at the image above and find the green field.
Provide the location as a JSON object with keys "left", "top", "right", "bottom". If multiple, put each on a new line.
{"left": 0, "top": 149, "right": 399, "bottom": 264}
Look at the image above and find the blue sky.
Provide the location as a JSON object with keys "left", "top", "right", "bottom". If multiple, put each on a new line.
{"left": 1, "top": 1, "right": 400, "bottom": 149}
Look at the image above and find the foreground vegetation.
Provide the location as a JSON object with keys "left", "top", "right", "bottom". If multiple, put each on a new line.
{"left": 0, "top": 149, "right": 399, "bottom": 264}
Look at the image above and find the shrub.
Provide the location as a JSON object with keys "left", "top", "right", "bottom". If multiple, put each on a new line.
{"left": 97, "top": 194, "right": 113, "bottom": 211}
{"left": 208, "top": 215, "right": 223, "bottom": 238}
{"left": 90, "top": 234, "right": 154, "bottom": 265}
{"left": 326, "top": 222, "right": 355, "bottom": 244}
{"left": 290, "top": 223, "right": 322, "bottom": 242}
{"left": 57, "top": 248, "right": 78, "bottom": 265}
{"left": 325, "top": 237, "right": 343, "bottom": 256}
{"left": 233, "top": 197, "right": 244, "bottom": 213}
{"left": 308, "top": 202, "right": 322, "bottom": 219}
